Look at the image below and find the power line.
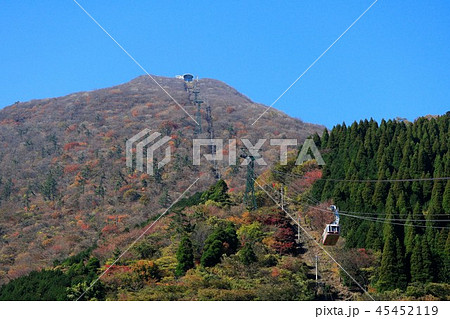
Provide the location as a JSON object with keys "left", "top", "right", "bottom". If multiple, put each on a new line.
{"left": 337, "top": 212, "right": 450, "bottom": 229}
{"left": 339, "top": 211, "right": 450, "bottom": 221}
{"left": 269, "top": 169, "right": 450, "bottom": 215}
{"left": 302, "top": 202, "right": 450, "bottom": 230}
{"left": 252, "top": 177, "right": 376, "bottom": 301}
{"left": 258, "top": 176, "right": 450, "bottom": 230}
{"left": 251, "top": 0, "right": 379, "bottom": 125}
{"left": 272, "top": 169, "right": 450, "bottom": 183}
{"left": 76, "top": 178, "right": 200, "bottom": 301}
{"left": 256, "top": 172, "right": 448, "bottom": 299}
{"left": 72, "top": 0, "right": 199, "bottom": 125}
{"left": 289, "top": 184, "right": 450, "bottom": 218}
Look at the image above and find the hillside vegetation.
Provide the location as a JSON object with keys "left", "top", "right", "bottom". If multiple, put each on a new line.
{"left": 0, "top": 179, "right": 317, "bottom": 301}
{"left": 0, "top": 74, "right": 448, "bottom": 300}
{"left": 1, "top": 114, "right": 448, "bottom": 300}
{"left": 307, "top": 115, "right": 449, "bottom": 299}
{"left": 0, "top": 75, "right": 322, "bottom": 285}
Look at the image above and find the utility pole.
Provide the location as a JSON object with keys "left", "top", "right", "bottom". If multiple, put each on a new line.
{"left": 240, "top": 148, "right": 258, "bottom": 210}
{"left": 315, "top": 255, "right": 319, "bottom": 283}
{"left": 205, "top": 104, "right": 219, "bottom": 179}
{"left": 280, "top": 184, "right": 284, "bottom": 210}
{"left": 193, "top": 88, "right": 203, "bottom": 134}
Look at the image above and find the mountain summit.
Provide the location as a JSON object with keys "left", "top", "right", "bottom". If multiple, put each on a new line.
{"left": 0, "top": 75, "right": 322, "bottom": 138}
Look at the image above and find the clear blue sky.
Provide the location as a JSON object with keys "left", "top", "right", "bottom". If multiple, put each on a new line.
{"left": 1, "top": 1, "right": 449, "bottom": 128}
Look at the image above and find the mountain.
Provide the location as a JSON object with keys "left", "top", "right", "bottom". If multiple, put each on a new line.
{"left": 0, "top": 78, "right": 448, "bottom": 300}
{"left": 0, "top": 75, "right": 324, "bottom": 284}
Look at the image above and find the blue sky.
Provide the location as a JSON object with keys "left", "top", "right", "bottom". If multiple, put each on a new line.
{"left": 1, "top": 1, "right": 449, "bottom": 128}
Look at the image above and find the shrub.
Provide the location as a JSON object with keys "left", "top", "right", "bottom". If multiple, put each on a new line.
{"left": 132, "top": 260, "right": 161, "bottom": 281}
{"left": 238, "top": 243, "right": 257, "bottom": 265}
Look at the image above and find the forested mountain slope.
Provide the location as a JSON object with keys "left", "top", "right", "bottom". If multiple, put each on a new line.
{"left": 0, "top": 75, "right": 323, "bottom": 285}
{"left": 0, "top": 113, "right": 448, "bottom": 301}
{"left": 310, "top": 114, "right": 450, "bottom": 293}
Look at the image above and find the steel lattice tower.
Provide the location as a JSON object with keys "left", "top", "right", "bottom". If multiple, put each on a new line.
{"left": 240, "top": 150, "right": 258, "bottom": 210}
{"left": 193, "top": 89, "right": 203, "bottom": 134}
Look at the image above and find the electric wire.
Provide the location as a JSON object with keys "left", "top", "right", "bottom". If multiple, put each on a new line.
{"left": 252, "top": 177, "right": 376, "bottom": 301}
{"left": 272, "top": 169, "right": 450, "bottom": 183}
{"left": 257, "top": 173, "right": 450, "bottom": 230}
{"left": 271, "top": 169, "right": 450, "bottom": 217}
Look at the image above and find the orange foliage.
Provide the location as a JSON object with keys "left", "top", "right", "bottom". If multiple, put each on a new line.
{"left": 64, "top": 164, "right": 80, "bottom": 174}
{"left": 131, "top": 260, "right": 159, "bottom": 281}
{"left": 128, "top": 172, "right": 138, "bottom": 179}
{"left": 106, "top": 214, "right": 129, "bottom": 224}
{"left": 51, "top": 211, "right": 62, "bottom": 219}
{"left": 7, "top": 265, "right": 32, "bottom": 280}
{"left": 118, "top": 185, "right": 132, "bottom": 193}
{"left": 105, "top": 130, "right": 116, "bottom": 138}
{"left": 42, "top": 238, "right": 53, "bottom": 247}
{"left": 271, "top": 267, "right": 280, "bottom": 277}
{"left": 237, "top": 129, "right": 248, "bottom": 135}
{"left": 0, "top": 119, "right": 18, "bottom": 125}
{"left": 88, "top": 159, "right": 99, "bottom": 169}
{"left": 101, "top": 224, "right": 118, "bottom": 233}
{"left": 227, "top": 211, "right": 254, "bottom": 225}
{"left": 103, "top": 265, "right": 132, "bottom": 275}
{"left": 73, "top": 172, "right": 86, "bottom": 186}
{"left": 66, "top": 124, "right": 77, "bottom": 132}
{"left": 50, "top": 244, "right": 63, "bottom": 254}
{"left": 290, "top": 169, "right": 322, "bottom": 192}
{"left": 77, "top": 219, "right": 89, "bottom": 230}
{"left": 226, "top": 106, "right": 235, "bottom": 114}
{"left": 63, "top": 142, "right": 87, "bottom": 151}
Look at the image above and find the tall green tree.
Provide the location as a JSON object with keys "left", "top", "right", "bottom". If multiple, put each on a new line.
{"left": 41, "top": 171, "right": 58, "bottom": 200}
{"left": 200, "top": 222, "right": 238, "bottom": 267}
{"left": 175, "top": 235, "right": 195, "bottom": 276}
{"left": 201, "top": 179, "right": 231, "bottom": 205}
{"left": 377, "top": 223, "right": 406, "bottom": 291}
{"left": 443, "top": 180, "right": 450, "bottom": 213}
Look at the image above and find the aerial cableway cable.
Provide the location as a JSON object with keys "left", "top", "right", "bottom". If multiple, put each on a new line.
{"left": 271, "top": 169, "right": 450, "bottom": 217}
{"left": 251, "top": 175, "right": 376, "bottom": 300}
{"left": 257, "top": 172, "right": 450, "bottom": 230}
{"left": 271, "top": 169, "right": 450, "bottom": 183}
{"left": 252, "top": 167, "right": 448, "bottom": 300}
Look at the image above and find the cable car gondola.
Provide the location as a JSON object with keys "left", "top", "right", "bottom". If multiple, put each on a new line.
{"left": 322, "top": 205, "right": 340, "bottom": 246}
